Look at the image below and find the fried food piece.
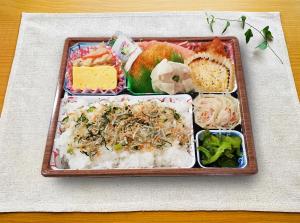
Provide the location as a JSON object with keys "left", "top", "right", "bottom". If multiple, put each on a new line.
{"left": 130, "top": 43, "right": 176, "bottom": 79}
{"left": 128, "top": 43, "right": 183, "bottom": 93}
{"left": 72, "top": 44, "right": 114, "bottom": 67}
{"left": 193, "top": 38, "right": 228, "bottom": 57}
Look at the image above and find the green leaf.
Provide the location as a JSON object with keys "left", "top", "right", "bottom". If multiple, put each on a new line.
{"left": 205, "top": 12, "right": 210, "bottom": 24}
{"left": 222, "top": 21, "right": 230, "bottom": 34}
{"left": 209, "top": 15, "right": 215, "bottom": 32}
{"left": 256, "top": 40, "right": 268, "bottom": 50}
{"left": 170, "top": 52, "right": 184, "bottom": 63}
{"left": 262, "top": 26, "right": 273, "bottom": 41}
{"left": 244, "top": 28, "right": 253, "bottom": 44}
{"left": 127, "top": 67, "right": 154, "bottom": 93}
{"left": 209, "top": 22, "right": 213, "bottom": 32}
{"left": 241, "top": 15, "right": 246, "bottom": 29}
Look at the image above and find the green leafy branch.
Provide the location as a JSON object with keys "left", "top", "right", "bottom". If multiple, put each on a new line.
{"left": 205, "top": 13, "right": 283, "bottom": 64}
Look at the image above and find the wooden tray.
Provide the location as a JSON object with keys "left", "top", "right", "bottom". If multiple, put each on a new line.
{"left": 41, "top": 36, "right": 258, "bottom": 177}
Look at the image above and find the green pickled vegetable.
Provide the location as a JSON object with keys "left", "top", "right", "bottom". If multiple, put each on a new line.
{"left": 217, "top": 157, "right": 237, "bottom": 167}
{"left": 223, "top": 136, "right": 241, "bottom": 149}
{"left": 197, "top": 131, "right": 243, "bottom": 167}
{"left": 201, "top": 141, "right": 231, "bottom": 165}
{"left": 197, "top": 146, "right": 211, "bottom": 159}
{"left": 224, "top": 150, "right": 234, "bottom": 159}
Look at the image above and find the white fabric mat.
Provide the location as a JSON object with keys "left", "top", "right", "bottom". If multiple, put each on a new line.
{"left": 0, "top": 12, "right": 299, "bottom": 212}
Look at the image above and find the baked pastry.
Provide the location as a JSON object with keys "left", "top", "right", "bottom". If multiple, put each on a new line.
{"left": 185, "top": 52, "right": 235, "bottom": 92}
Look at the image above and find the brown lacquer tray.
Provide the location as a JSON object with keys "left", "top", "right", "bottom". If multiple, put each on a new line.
{"left": 41, "top": 36, "right": 257, "bottom": 177}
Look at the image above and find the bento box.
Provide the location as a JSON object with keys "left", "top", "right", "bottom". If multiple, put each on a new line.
{"left": 41, "top": 36, "right": 257, "bottom": 176}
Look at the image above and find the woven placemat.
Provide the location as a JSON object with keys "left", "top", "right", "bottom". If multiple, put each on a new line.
{"left": 0, "top": 11, "right": 299, "bottom": 212}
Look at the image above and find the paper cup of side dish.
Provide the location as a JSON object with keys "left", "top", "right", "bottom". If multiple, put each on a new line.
{"left": 64, "top": 42, "right": 126, "bottom": 96}
{"left": 196, "top": 130, "right": 247, "bottom": 168}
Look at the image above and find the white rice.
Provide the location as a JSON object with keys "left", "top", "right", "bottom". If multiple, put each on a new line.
{"left": 53, "top": 95, "right": 195, "bottom": 169}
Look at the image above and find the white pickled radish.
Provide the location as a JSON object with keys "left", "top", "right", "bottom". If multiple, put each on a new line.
{"left": 193, "top": 94, "right": 241, "bottom": 129}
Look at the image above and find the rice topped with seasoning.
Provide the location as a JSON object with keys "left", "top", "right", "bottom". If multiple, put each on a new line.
{"left": 54, "top": 96, "right": 195, "bottom": 169}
